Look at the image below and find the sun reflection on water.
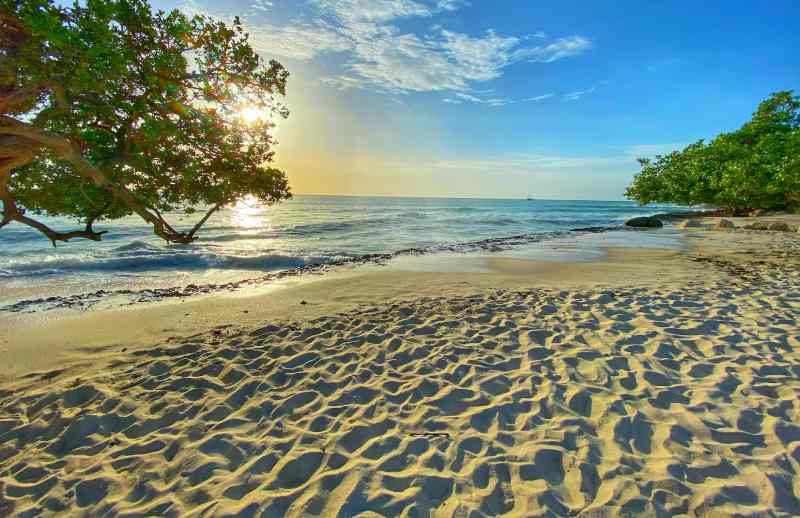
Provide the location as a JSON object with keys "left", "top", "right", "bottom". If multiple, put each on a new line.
{"left": 231, "top": 194, "right": 268, "bottom": 229}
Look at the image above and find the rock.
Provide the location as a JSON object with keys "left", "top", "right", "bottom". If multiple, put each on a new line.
{"left": 768, "top": 222, "right": 792, "bottom": 232}
{"left": 714, "top": 219, "right": 735, "bottom": 230}
{"left": 749, "top": 209, "right": 764, "bottom": 217}
{"left": 747, "top": 222, "right": 770, "bottom": 230}
{"left": 676, "top": 219, "right": 703, "bottom": 229}
{"left": 625, "top": 216, "right": 663, "bottom": 229}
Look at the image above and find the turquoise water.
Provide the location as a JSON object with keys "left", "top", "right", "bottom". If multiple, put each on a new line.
{"left": 0, "top": 196, "right": 682, "bottom": 300}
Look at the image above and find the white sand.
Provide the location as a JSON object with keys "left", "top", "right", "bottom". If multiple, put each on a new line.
{"left": 1, "top": 226, "right": 800, "bottom": 516}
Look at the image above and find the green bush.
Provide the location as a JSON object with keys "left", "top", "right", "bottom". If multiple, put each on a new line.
{"left": 626, "top": 91, "right": 800, "bottom": 214}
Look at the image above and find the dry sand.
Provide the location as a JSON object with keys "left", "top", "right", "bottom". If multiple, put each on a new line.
{"left": 1, "top": 224, "right": 800, "bottom": 516}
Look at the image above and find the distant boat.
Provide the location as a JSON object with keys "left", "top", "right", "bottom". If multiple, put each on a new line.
{"left": 526, "top": 196, "right": 534, "bottom": 201}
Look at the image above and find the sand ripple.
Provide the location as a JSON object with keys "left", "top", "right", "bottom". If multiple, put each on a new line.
{"left": 2, "top": 271, "right": 800, "bottom": 516}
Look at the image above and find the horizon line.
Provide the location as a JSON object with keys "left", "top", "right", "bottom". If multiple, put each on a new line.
{"left": 288, "top": 193, "right": 632, "bottom": 203}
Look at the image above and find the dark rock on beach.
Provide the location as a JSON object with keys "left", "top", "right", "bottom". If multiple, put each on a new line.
{"left": 625, "top": 216, "right": 664, "bottom": 228}
{"left": 651, "top": 209, "right": 726, "bottom": 220}
{"left": 746, "top": 222, "right": 770, "bottom": 230}
{"left": 676, "top": 219, "right": 703, "bottom": 229}
{"left": 714, "top": 219, "right": 735, "bottom": 230}
{"left": 768, "top": 222, "right": 793, "bottom": 232}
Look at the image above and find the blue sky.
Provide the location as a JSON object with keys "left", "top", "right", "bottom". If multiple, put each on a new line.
{"left": 161, "top": 0, "right": 799, "bottom": 199}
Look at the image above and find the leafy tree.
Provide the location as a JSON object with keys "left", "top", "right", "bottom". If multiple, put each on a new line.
{"left": 626, "top": 91, "right": 800, "bottom": 213}
{"left": 1, "top": 0, "right": 291, "bottom": 245}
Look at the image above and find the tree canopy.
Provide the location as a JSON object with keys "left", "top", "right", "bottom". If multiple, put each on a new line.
{"left": 625, "top": 91, "right": 800, "bottom": 214}
{"left": 1, "top": 0, "right": 291, "bottom": 245}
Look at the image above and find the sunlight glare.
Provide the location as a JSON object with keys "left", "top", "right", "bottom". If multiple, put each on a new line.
{"left": 238, "top": 105, "right": 267, "bottom": 125}
{"left": 231, "top": 194, "right": 268, "bottom": 229}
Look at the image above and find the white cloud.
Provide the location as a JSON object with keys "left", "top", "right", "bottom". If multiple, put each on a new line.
{"left": 436, "top": 0, "right": 469, "bottom": 10}
{"left": 333, "top": 27, "right": 590, "bottom": 95}
{"left": 515, "top": 36, "right": 591, "bottom": 63}
{"left": 523, "top": 93, "right": 554, "bottom": 102}
{"left": 444, "top": 91, "right": 553, "bottom": 107}
{"left": 251, "top": 0, "right": 273, "bottom": 12}
{"left": 312, "top": 0, "right": 433, "bottom": 23}
{"left": 563, "top": 86, "right": 596, "bottom": 101}
{"left": 247, "top": 22, "right": 352, "bottom": 60}
{"left": 453, "top": 92, "right": 514, "bottom": 106}
{"left": 192, "top": 0, "right": 591, "bottom": 101}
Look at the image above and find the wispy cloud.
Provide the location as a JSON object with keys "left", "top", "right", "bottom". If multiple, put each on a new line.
{"left": 436, "top": 0, "right": 469, "bottom": 11}
{"left": 250, "top": 0, "right": 273, "bottom": 12}
{"left": 189, "top": 0, "right": 591, "bottom": 101}
{"left": 522, "top": 93, "right": 554, "bottom": 102}
{"left": 247, "top": 22, "right": 352, "bottom": 60}
{"left": 451, "top": 92, "right": 514, "bottom": 107}
{"left": 325, "top": 26, "right": 589, "bottom": 96}
{"left": 563, "top": 86, "right": 596, "bottom": 101}
{"left": 444, "top": 91, "right": 554, "bottom": 107}
{"left": 312, "top": 0, "right": 434, "bottom": 23}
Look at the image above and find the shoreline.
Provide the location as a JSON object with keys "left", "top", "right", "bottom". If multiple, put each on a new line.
{"left": 0, "top": 224, "right": 666, "bottom": 314}
{"left": 4, "top": 206, "right": 788, "bottom": 315}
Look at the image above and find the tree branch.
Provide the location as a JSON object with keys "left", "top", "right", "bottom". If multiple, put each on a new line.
{"left": 1, "top": 117, "right": 229, "bottom": 245}
{"left": 2, "top": 201, "right": 108, "bottom": 246}
{"left": 0, "top": 116, "right": 72, "bottom": 153}
{"left": 0, "top": 158, "right": 107, "bottom": 245}
{"left": 0, "top": 117, "right": 202, "bottom": 243}
{"left": 0, "top": 82, "right": 68, "bottom": 121}
{"left": 188, "top": 201, "right": 224, "bottom": 239}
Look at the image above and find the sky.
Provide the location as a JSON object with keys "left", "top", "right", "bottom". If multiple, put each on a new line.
{"left": 158, "top": 0, "right": 799, "bottom": 200}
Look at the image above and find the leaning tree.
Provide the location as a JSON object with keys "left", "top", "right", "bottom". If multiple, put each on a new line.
{"left": 1, "top": 0, "right": 291, "bottom": 245}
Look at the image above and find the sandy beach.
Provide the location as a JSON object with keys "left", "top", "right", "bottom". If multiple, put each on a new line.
{"left": 1, "top": 222, "right": 800, "bottom": 517}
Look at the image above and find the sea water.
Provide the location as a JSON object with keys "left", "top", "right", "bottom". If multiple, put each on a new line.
{"left": 0, "top": 196, "right": 683, "bottom": 304}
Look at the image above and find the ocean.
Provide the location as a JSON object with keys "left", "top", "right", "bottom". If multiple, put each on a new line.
{"left": 0, "top": 196, "right": 684, "bottom": 306}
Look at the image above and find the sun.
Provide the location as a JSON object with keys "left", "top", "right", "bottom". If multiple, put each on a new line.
{"left": 238, "top": 105, "right": 268, "bottom": 125}
{"left": 233, "top": 194, "right": 260, "bottom": 213}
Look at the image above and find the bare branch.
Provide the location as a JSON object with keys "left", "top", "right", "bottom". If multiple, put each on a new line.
{"left": 0, "top": 161, "right": 106, "bottom": 245}
{"left": 187, "top": 201, "right": 224, "bottom": 239}
{"left": 0, "top": 117, "right": 201, "bottom": 243}
{"left": 5, "top": 205, "right": 108, "bottom": 246}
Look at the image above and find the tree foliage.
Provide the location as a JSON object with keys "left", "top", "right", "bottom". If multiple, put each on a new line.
{"left": 1, "top": 0, "right": 291, "bottom": 245}
{"left": 625, "top": 91, "right": 800, "bottom": 213}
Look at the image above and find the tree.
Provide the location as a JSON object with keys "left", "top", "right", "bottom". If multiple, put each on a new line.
{"left": 625, "top": 91, "right": 800, "bottom": 213}
{"left": 1, "top": 0, "right": 291, "bottom": 245}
